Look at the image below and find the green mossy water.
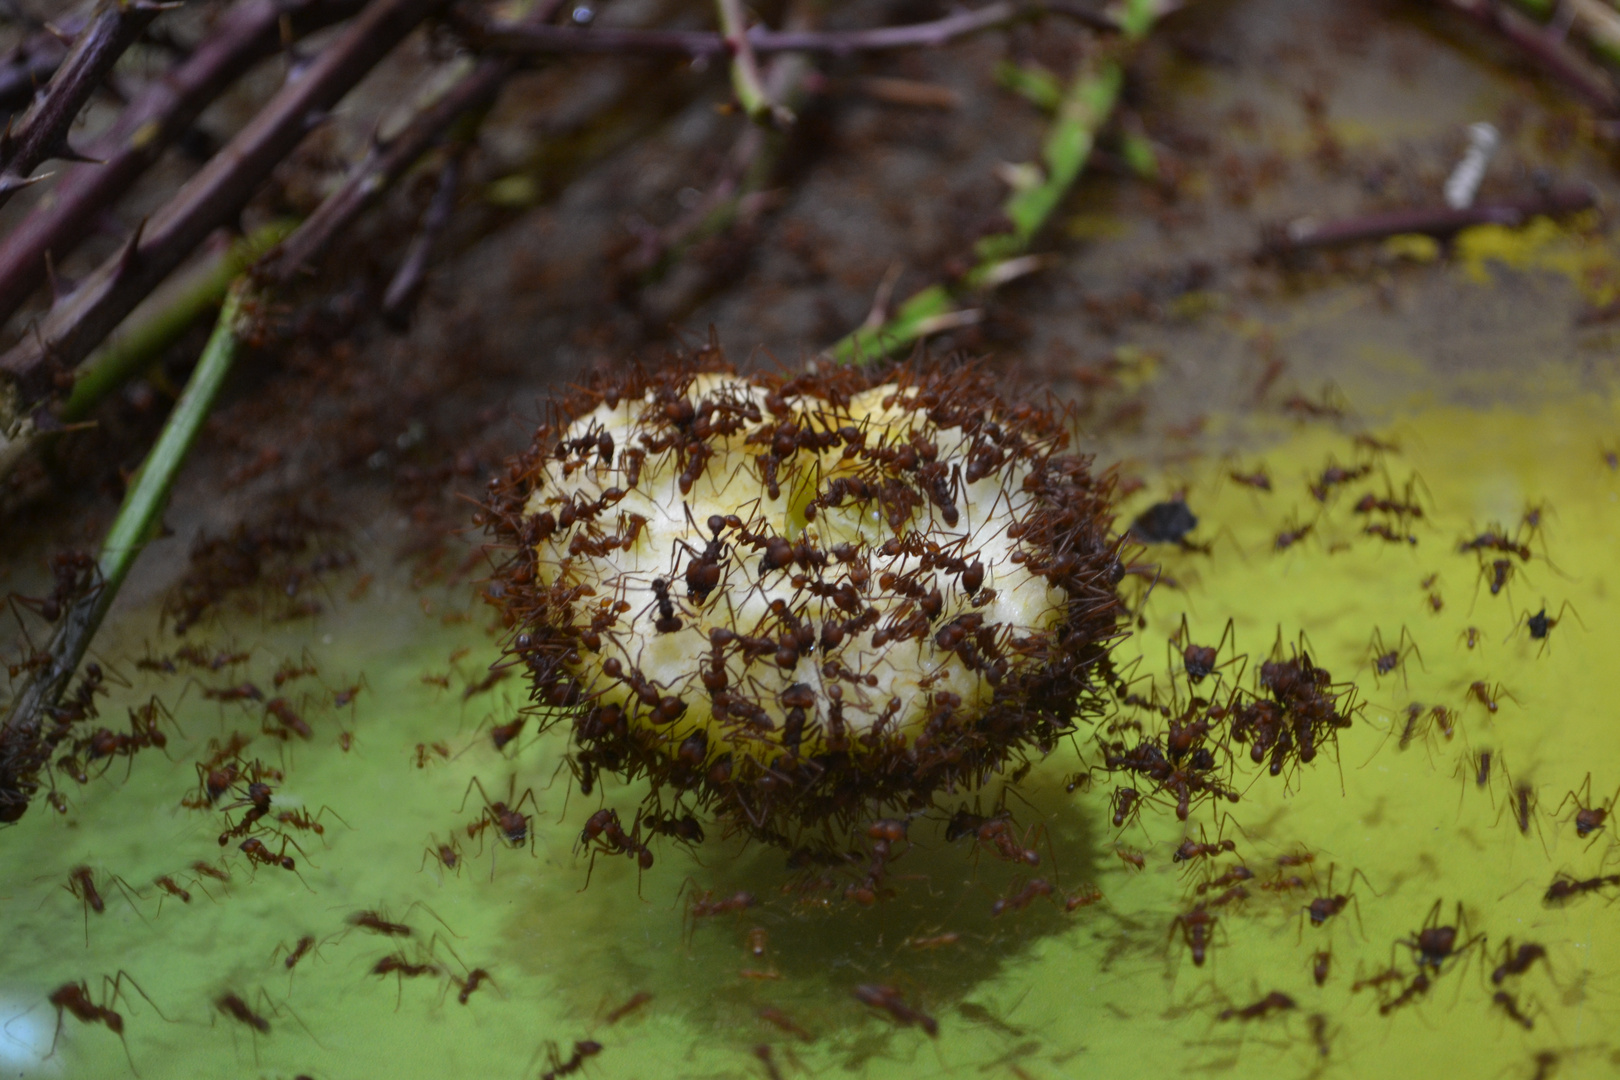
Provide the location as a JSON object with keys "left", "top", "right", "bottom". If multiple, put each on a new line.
{"left": 4, "top": 394, "right": 1620, "bottom": 1079}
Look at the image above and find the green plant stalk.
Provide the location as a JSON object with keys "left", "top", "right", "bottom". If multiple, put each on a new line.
{"left": 716, "top": 0, "right": 787, "bottom": 126}
{"left": 827, "top": 0, "right": 1160, "bottom": 365}
{"left": 62, "top": 222, "right": 291, "bottom": 422}
{"left": 1, "top": 283, "right": 248, "bottom": 751}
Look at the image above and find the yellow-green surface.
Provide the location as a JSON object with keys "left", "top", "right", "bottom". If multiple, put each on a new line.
{"left": 4, "top": 394, "right": 1620, "bottom": 1080}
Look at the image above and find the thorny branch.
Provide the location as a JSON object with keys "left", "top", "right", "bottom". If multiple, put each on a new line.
{"left": 0, "top": 0, "right": 369, "bottom": 328}
{"left": 0, "top": 24, "right": 72, "bottom": 115}
{"left": 0, "top": 0, "right": 449, "bottom": 400}
{"left": 260, "top": 0, "right": 568, "bottom": 286}
{"left": 257, "top": 57, "right": 516, "bottom": 286}
{"left": 0, "top": 0, "right": 165, "bottom": 208}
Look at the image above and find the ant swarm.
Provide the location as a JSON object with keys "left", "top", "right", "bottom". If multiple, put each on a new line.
{"left": 479, "top": 347, "right": 1126, "bottom": 857}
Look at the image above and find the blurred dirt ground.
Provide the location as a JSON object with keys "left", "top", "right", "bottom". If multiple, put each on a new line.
{"left": 2, "top": 0, "right": 1618, "bottom": 617}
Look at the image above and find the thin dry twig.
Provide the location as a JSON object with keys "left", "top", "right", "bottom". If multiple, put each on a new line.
{"left": 454, "top": 0, "right": 1113, "bottom": 59}
{"left": 257, "top": 55, "right": 517, "bottom": 286}
{"left": 1261, "top": 185, "right": 1598, "bottom": 254}
{"left": 0, "top": 0, "right": 449, "bottom": 400}
{"left": 1442, "top": 0, "right": 1620, "bottom": 115}
{"left": 382, "top": 147, "right": 465, "bottom": 326}
{"left": 0, "top": 0, "right": 166, "bottom": 206}
{"left": 0, "top": 0, "right": 368, "bottom": 327}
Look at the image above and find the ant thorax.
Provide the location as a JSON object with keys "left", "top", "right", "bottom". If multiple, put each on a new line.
{"left": 520, "top": 375, "right": 1080, "bottom": 757}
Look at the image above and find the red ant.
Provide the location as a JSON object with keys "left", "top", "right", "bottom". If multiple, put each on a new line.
{"left": 1308, "top": 459, "right": 1372, "bottom": 502}
{"left": 331, "top": 674, "right": 369, "bottom": 708}
{"left": 263, "top": 698, "right": 312, "bottom": 740}
{"left": 577, "top": 808, "right": 653, "bottom": 887}
{"left": 1065, "top": 885, "right": 1104, "bottom": 911}
{"left": 1110, "top": 787, "right": 1144, "bottom": 829}
{"left": 1170, "top": 904, "right": 1218, "bottom": 967}
{"left": 151, "top": 875, "right": 191, "bottom": 913}
{"left": 452, "top": 968, "right": 497, "bottom": 1005}
{"left": 1492, "top": 990, "right": 1536, "bottom": 1030}
{"left": 1378, "top": 971, "right": 1432, "bottom": 1016}
{"left": 757, "top": 1006, "right": 812, "bottom": 1041}
{"left": 421, "top": 834, "right": 464, "bottom": 876}
{"left": 1273, "top": 517, "right": 1313, "bottom": 552}
{"left": 272, "top": 653, "right": 318, "bottom": 688}
{"left": 1491, "top": 940, "right": 1547, "bottom": 985}
{"left": 191, "top": 859, "right": 230, "bottom": 883}
{"left": 853, "top": 984, "right": 937, "bottom": 1037}
{"left": 538, "top": 1039, "right": 604, "bottom": 1080}
{"left": 1497, "top": 764, "right": 1539, "bottom": 839}
{"left": 1195, "top": 865, "right": 1253, "bottom": 895}
{"left": 1115, "top": 846, "right": 1146, "bottom": 871}
{"left": 1554, "top": 773, "right": 1618, "bottom": 842}
{"left": 1312, "top": 948, "right": 1332, "bottom": 986}
{"left": 271, "top": 934, "right": 320, "bottom": 972}
{"left": 1302, "top": 865, "right": 1376, "bottom": 935}
{"left": 63, "top": 866, "right": 142, "bottom": 945}
{"left": 1466, "top": 680, "right": 1515, "bottom": 714}
{"left": 1169, "top": 616, "right": 1241, "bottom": 686}
{"left": 239, "top": 835, "right": 312, "bottom": 890}
{"left": 1398, "top": 899, "right": 1482, "bottom": 973}
{"left": 202, "top": 682, "right": 264, "bottom": 704}
{"left": 1217, "top": 990, "right": 1295, "bottom": 1022}
{"left": 1512, "top": 600, "right": 1582, "bottom": 653}
{"left": 371, "top": 952, "right": 443, "bottom": 1009}
{"left": 460, "top": 776, "right": 540, "bottom": 869}
{"left": 1367, "top": 626, "right": 1422, "bottom": 685}
{"left": 682, "top": 886, "right": 757, "bottom": 936}
{"left": 1544, "top": 871, "right": 1620, "bottom": 904}
{"left": 45, "top": 971, "right": 166, "bottom": 1073}
{"left": 1173, "top": 819, "right": 1239, "bottom": 865}
{"left": 1228, "top": 466, "right": 1272, "bottom": 492}
{"left": 991, "top": 878, "right": 1053, "bottom": 916}
{"left": 604, "top": 991, "right": 654, "bottom": 1025}
{"left": 275, "top": 804, "right": 349, "bottom": 840}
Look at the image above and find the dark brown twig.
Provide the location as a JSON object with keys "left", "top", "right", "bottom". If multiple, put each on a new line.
{"left": 1261, "top": 186, "right": 1598, "bottom": 255}
{"left": 0, "top": 0, "right": 368, "bottom": 328}
{"left": 382, "top": 148, "right": 465, "bottom": 327}
{"left": 0, "top": 0, "right": 449, "bottom": 400}
{"left": 256, "top": 55, "right": 516, "bottom": 287}
{"left": 1442, "top": 0, "right": 1620, "bottom": 115}
{"left": 0, "top": 0, "right": 165, "bottom": 205}
{"left": 454, "top": 0, "right": 1112, "bottom": 60}
{"left": 260, "top": 0, "right": 567, "bottom": 289}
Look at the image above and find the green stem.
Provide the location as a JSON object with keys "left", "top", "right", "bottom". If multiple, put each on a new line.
{"left": 1, "top": 282, "right": 248, "bottom": 763}
{"left": 717, "top": 0, "right": 790, "bottom": 126}
{"left": 826, "top": 0, "right": 1161, "bottom": 365}
{"left": 62, "top": 221, "right": 293, "bottom": 422}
